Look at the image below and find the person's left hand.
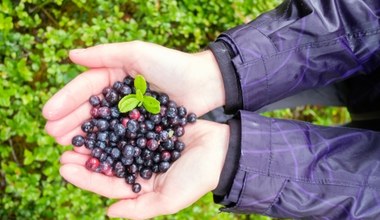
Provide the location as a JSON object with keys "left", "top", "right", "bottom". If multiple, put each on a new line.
{"left": 59, "top": 120, "right": 229, "bottom": 219}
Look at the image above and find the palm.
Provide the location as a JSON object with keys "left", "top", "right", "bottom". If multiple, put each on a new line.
{"left": 60, "top": 120, "right": 229, "bottom": 219}
{"left": 43, "top": 41, "right": 224, "bottom": 146}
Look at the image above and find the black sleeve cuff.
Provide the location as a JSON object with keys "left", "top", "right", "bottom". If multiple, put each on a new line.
{"left": 212, "top": 116, "right": 241, "bottom": 205}
{"left": 208, "top": 41, "right": 243, "bottom": 114}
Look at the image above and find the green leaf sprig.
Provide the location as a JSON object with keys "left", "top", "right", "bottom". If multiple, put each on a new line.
{"left": 118, "top": 75, "right": 161, "bottom": 114}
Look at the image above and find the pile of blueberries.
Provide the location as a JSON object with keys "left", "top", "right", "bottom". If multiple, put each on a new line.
{"left": 71, "top": 75, "right": 196, "bottom": 193}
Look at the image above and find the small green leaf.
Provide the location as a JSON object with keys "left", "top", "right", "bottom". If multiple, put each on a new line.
{"left": 134, "top": 75, "right": 147, "bottom": 94}
{"left": 143, "top": 96, "right": 161, "bottom": 114}
{"left": 118, "top": 94, "right": 139, "bottom": 113}
{"left": 136, "top": 89, "right": 144, "bottom": 102}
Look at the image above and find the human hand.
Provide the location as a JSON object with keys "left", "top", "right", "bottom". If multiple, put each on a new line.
{"left": 59, "top": 120, "right": 229, "bottom": 219}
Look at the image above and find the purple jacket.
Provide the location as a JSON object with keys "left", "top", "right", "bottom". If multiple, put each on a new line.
{"left": 209, "top": 0, "right": 380, "bottom": 219}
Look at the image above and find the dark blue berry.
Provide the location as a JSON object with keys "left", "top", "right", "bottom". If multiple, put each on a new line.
{"left": 100, "top": 99, "right": 110, "bottom": 107}
{"left": 136, "top": 137, "right": 147, "bottom": 148}
{"left": 150, "top": 114, "right": 161, "bottom": 124}
{"left": 142, "top": 149, "right": 153, "bottom": 160}
{"left": 95, "top": 141, "right": 107, "bottom": 149}
{"left": 102, "top": 87, "right": 112, "bottom": 96}
{"left": 158, "top": 94, "right": 169, "bottom": 105}
{"left": 96, "top": 131, "right": 108, "bottom": 142}
{"left": 161, "top": 139, "right": 174, "bottom": 150}
{"left": 175, "top": 141, "right": 185, "bottom": 152}
{"left": 187, "top": 113, "right": 197, "bottom": 123}
{"left": 123, "top": 76, "right": 133, "bottom": 86}
{"left": 167, "top": 101, "right": 177, "bottom": 108}
{"left": 81, "top": 121, "right": 94, "bottom": 133}
{"left": 89, "top": 95, "right": 101, "bottom": 107}
{"left": 125, "top": 174, "right": 136, "bottom": 184}
{"left": 166, "top": 107, "right": 177, "bottom": 118}
{"left": 114, "top": 123, "right": 126, "bottom": 136}
{"left": 84, "top": 139, "right": 96, "bottom": 149}
{"left": 174, "top": 126, "right": 185, "bottom": 137}
{"left": 122, "top": 145, "right": 135, "bottom": 159}
{"left": 135, "top": 156, "right": 144, "bottom": 165}
{"left": 91, "top": 148, "right": 103, "bottom": 158}
{"left": 111, "top": 147, "right": 121, "bottom": 159}
{"left": 179, "top": 117, "right": 187, "bottom": 126}
{"left": 132, "top": 183, "right": 141, "bottom": 193}
{"left": 96, "top": 119, "right": 109, "bottom": 131}
{"left": 98, "top": 106, "right": 111, "bottom": 118}
{"left": 159, "top": 161, "right": 170, "bottom": 172}
{"left": 105, "top": 90, "right": 119, "bottom": 105}
{"left": 152, "top": 164, "right": 159, "bottom": 173}
{"left": 99, "top": 152, "right": 108, "bottom": 162}
{"left": 147, "top": 139, "right": 158, "bottom": 151}
{"left": 140, "top": 167, "right": 153, "bottom": 179}
{"left": 119, "top": 85, "right": 132, "bottom": 95}
{"left": 113, "top": 81, "right": 123, "bottom": 91}
{"left": 133, "top": 146, "right": 142, "bottom": 157}
{"left": 144, "top": 120, "right": 155, "bottom": 131}
{"left": 177, "top": 106, "right": 187, "bottom": 117}
{"left": 152, "top": 153, "right": 161, "bottom": 163}
{"left": 127, "top": 120, "right": 139, "bottom": 133}
{"left": 126, "top": 131, "right": 137, "bottom": 139}
{"left": 144, "top": 159, "right": 154, "bottom": 167}
{"left": 121, "top": 157, "right": 134, "bottom": 166}
{"left": 72, "top": 135, "right": 85, "bottom": 147}
{"left": 86, "top": 132, "right": 96, "bottom": 140}
{"left": 109, "top": 132, "right": 119, "bottom": 143}
{"left": 159, "top": 130, "right": 169, "bottom": 142}
{"left": 145, "top": 131, "right": 157, "bottom": 140}
{"left": 171, "top": 151, "right": 181, "bottom": 162}
{"left": 110, "top": 107, "right": 120, "bottom": 118}
{"left": 105, "top": 155, "right": 115, "bottom": 165}
{"left": 128, "top": 164, "right": 138, "bottom": 174}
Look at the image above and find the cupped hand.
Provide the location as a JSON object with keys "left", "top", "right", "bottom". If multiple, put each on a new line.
{"left": 59, "top": 120, "right": 229, "bottom": 219}
{"left": 43, "top": 41, "right": 225, "bottom": 145}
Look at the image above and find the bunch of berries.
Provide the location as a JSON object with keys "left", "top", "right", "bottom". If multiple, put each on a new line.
{"left": 71, "top": 75, "right": 197, "bottom": 193}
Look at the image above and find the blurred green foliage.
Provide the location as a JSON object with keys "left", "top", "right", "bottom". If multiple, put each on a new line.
{"left": 0, "top": 0, "right": 349, "bottom": 219}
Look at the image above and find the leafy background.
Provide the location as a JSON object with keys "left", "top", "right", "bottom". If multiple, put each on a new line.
{"left": 0, "top": 0, "right": 350, "bottom": 219}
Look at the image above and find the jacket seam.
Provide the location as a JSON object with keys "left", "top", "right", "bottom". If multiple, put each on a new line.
{"left": 266, "top": 115, "right": 273, "bottom": 176}
{"left": 237, "top": 27, "right": 380, "bottom": 67}
{"left": 263, "top": 178, "right": 289, "bottom": 215}
{"left": 235, "top": 171, "right": 248, "bottom": 208}
{"left": 238, "top": 168, "right": 380, "bottom": 191}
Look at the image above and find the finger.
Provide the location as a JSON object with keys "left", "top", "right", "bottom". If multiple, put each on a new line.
{"left": 60, "top": 164, "right": 141, "bottom": 199}
{"left": 42, "top": 68, "right": 125, "bottom": 121}
{"left": 69, "top": 42, "right": 139, "bottom": 69}
{"left": 55, "top": 126, "right": 84, "bottom": 146}
{"left": 45, "top": 102, "right": 92, "bottom": 137}
{"left": 60, "top": 150, "right": 90, "bottom": 165}
{"left": 107, "top": 193, "right": 181, "bottom": 219}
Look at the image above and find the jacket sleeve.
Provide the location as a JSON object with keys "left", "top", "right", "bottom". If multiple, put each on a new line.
{"left": 214, "top": 111, "right": 380, "bottom": 219}
{"left": 209, "top": 0, "right": 380, "bottom": 114}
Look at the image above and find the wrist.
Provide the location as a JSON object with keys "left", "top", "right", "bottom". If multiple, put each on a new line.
{"left": 192, "top": 50, "right": 226, "bottom": 112}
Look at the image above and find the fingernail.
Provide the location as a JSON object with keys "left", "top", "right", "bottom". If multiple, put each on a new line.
{"left": 70, "top": 48, "right": 86, "bottom": 54}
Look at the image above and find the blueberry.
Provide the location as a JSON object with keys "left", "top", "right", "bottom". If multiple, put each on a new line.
{"left": 114, "top": 123, "right": 126, "bottom": 136}
{"left": 175, "top": 141, "right": 185, "bottom": 152}
{"left": 125, "top": 174, "right": 136, "bottom": 184}
{"left": 150, "top": 114, "right": 161, "bottom": 125}
{"left": 115, "top": 168, "right": 126, "bottom": 178}
{"left": 111, "top": 147, "right": 121, "bottom": 159}
{"left": 179, "top": 117, "right": 187, "bottom": 126}
{"left": 105, "top": 155, "right": 115, "bottom": 165}
{"left": 167, "top": 101, "right": 177, "bottom": 108}
{"left": 90, "top": 107, "right": 99, "bottom": 118}
{"left": 145, "top": 120, "right": 155, "bottom": 131}
{"left": 122, "top": 145, "right": 135, "bottom": 159}
{"left": 121, "top": 157, "right": 134, "bottom": 166}
{"left": 177, "top": 106, "right": 187, "bottom": 117}
{"left": 140, "top": 167, "right": 153, "bottom": 180}
{"left": 113, "top": 81, "right": 123, "bottom": 91}
{"left": 152, "top": 164, "right": 159, "bottom": 173}
{"left": 129, "top": 109, "right": 141, "bottom": 120}
{"left": 89, "top": 95, "right": 101, "bottom": 107}
{"left": 99, "top": 152, "right": 108, "bottom": 162}
{"left": 159, "top": 161, "right": 170, "bottom": 172}
{"left": 126, "top": 131, "right": 137, "bottom": 139}
{"left": 96, "top": 119, "right": 109, "bottom": 131}
{"left": 145, "top": 131, "right": 157, "bottom": 140}
{"left": 133, "top": 146, "right": 142, "bottom": 157}
{"left": 119, "top": 85, "right": 132, "bottom": 95}
{"left": 98, "top": 107, "right": 111, "bottom": 118}
{"left": 123, "top": 75, "right": 134, "bottom": 86}
{"left": 142, "top": 149, "right": 154, "bottom": 160}
{"left": 85, "top": 157, "right": 100, "bottom": 171}
{"left": 72, "top": 135, "right": 85, "bottom": 147}
{"left": 132, "top": 183, "right": 141, "bottom": 193}
{"left": 100, "top": 99, "right": 110, "bottom": 107}
{"left": 171, "top": 151, "right": 181, "bottom": 162}
{"left": 105, "top": 90, "right": 119, "bottom": 105}
{"left": 84, "top": 139, "right": 96, "bottom": 149}
{"left": 135, "top": 156, "right": 144, "bottom": 165}
{"left": 166, "top": 107, "right": 177, "bottom": 118}
{"left": 86, "top": 132, "right": 97, "bottom": 140}
{"left": 128, "top": 164, "right": 138, "bottom": 174}
{"left": 91, "top": 148, "right": 103, "bottom": 158}
{"left": 169, "top": 116, "right": 180, "bottom": 126}
{"left": 95, "top": 141, "right": 106, "bottom": 149}
{"left": 160, "top": 151, "right": 171, "bottom": 162}
{"left": 159, "top": 130, "right": 169, "bottom": 142}
{"left": 139, "top": 122, "right": 147, "bottom": 134}
{"left": 161, "top": 117, "right": 169, "bottom": 127}
{"left": 174, "top": 126, "right": 185, "bottom": 137}
{"left": 110, "top": 107, "right": 120, "bottom": 118}
{"left": 146, "top": 139, "right": 158, "bottom": 151}
{"left": 127, "top": 120, "right": 139, "bottom": 133}
{"left": 187, "top": 113, "right": 197, "bottom": 123}
{"left": 136, "top": 137, "right": 147, "bottom": 148}
{"left": 161, "top": 139, "right": 174, "bottom": 150}
{"left": 102, "top": 87, "right": 112, "bottom": 96}
{"left": 109, "top": 132, "right": 119, "bottom": 143}
{"left": 158, "top": 93, "right": 169, "bottom": 105}
{"left": 152, "top": 153, "right": 161, "bottom": 163}
{"left": 144, "top": 159, "right": 154, "bottom": 167}
{"left": 96, "top": 131, "right": 108, "bottom": 142}
{"left": 100, "top": 162, "right": 113, "bottom": 176}
{"left": 159, "top": 106, "right": 167, "bottom": 117}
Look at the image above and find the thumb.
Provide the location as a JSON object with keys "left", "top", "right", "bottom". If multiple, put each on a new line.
{"left": 69, "top": 41, "right": 141, "bottom": 70}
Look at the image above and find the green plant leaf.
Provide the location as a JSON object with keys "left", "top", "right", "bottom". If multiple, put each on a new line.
{"left": 136, "top": 89, "right": 144, "bottom": 102}
{"left": 134, "top": 75, "right": 147, "bottom": 94}
{"left": 143, "top": 96, "right": 161, "bottom": 114}
{"left": 118, "top": 94, "right": 139, "bottom": 113}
